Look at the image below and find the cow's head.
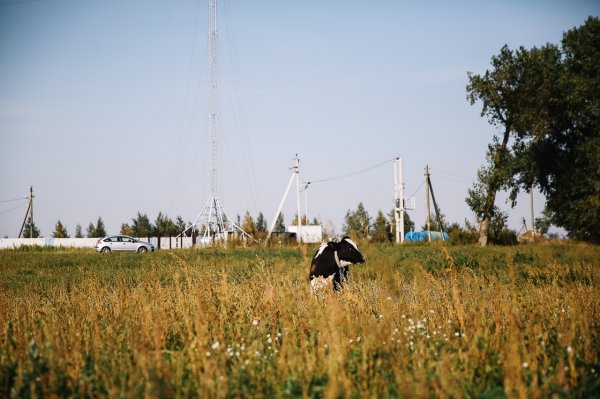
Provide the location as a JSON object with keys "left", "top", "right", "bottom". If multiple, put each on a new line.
{"left": 329, "top": 236, "right": 365, "bottom": 266}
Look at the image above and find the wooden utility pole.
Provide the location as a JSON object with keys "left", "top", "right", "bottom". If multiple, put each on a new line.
{"left": 424, "top": 165, "right": 431, "bottom": 241}
{"left": 18, "top": 186, "right": 34, "bottom": 238}
{"left": 29, "top": 186, "right": 33, "bottom": 238}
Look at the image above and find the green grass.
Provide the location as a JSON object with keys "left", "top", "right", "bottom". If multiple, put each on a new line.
{"left": 1, "top": 243, "right": 599, "bottom": 398}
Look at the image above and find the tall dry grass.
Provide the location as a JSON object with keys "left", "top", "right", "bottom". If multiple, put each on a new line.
{"left": 0, "top": 244, "right": 599, "bottom": 397}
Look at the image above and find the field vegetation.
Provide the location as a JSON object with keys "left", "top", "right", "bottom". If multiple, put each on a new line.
{"left": 1, "top": 243, "right": 599, "bottom": 398}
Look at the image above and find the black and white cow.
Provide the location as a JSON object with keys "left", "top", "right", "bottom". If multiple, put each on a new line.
{"left": 309, "top": 236, "right": 365, "bottom": 292}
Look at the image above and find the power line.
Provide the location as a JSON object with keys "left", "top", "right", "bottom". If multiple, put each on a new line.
{"left": 0, "top": 197, "right": 28, "bottom": 203}
{"left": 0, "top": 201, "right": 27, "bottom": 216}
{"left": 308, "top": 157, "right": 395, "bottom": 185}
{"left": 408, "top": 181, "right": 426, "bottom": 198}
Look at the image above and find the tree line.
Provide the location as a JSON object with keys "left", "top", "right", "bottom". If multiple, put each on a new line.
{"left": 21, "top": 211, "right": 289, "bottom": 239}
{"left": 20, "top": 202, "right": 538, "bottom": 246}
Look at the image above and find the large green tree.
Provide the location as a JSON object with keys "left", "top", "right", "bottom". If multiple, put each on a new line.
{"left": 343, "top": 203, "right": 371, "bottom": 239}
{"left": 155, "top": 212, "right": 178, "bottom": 237}
{"left": 467, "top": 17, "right": 600, "bottom": 244}
{"left": 132, "top": 212, "right": 153, "bottom": 238}
{"left": 525, "top": 17, "right": 600, "bottom": 242}
{"left": 371, "top": 210, "right": 391, "bottom": 243}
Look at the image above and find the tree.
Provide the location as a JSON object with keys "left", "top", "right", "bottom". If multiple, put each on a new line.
{"left": 468, "top": 17, "right": 600, "bottom": 244}
{"left": 524, "top": 17, "right": 600, "bottom": 242}
{"left": 273, "top": 213, "right": 285, "bottom": 233}
{"left": 21, "top": 216, "right": 40, "bottom": 238}
{"left": 534, "top": 207, "right": 553, "bottom": 236}
{"left": 343, "top": 203, "right": 370, "bottom": 239}
{"left": 256, "top": 212, "right": 267, "bottom": 233}
{"left": 74, "top": 224, "right": 83, "bottom": 238}
{"left": 175, "top": 216, "right": 187, "bottom": 234}
{"left": 120, "top": 223, "right": 134, "bottom": 236}
{"left": 132, "top": 212, "right": 153, "bottom": 238}
{"left": 242, "top": 211, "right": 256, "bottom": 235}
{"left": 371, "top": 210, "right": 391, "bottom": 242}
{"left": 466, "top": 41, "right": 567, "bottom": 245}
{"left": 291, "top": 213, "right": 309, "bottom": 226}
{"left": 52, "top": 220, "right": 69, "bottom": 238}
{"left": 88, "top": 217, "right": 106, "bottom": 237}
{"left": 86, "top": 222, "right": 96, "bottom": 238}
{"left": 421, "top": 212, "right": 448, "bottom": 232}
{"left": 387, "top": 209, "right": 415, "bottom": 237}
{"left": 155, "top": 212, "right": 177, "bottom": 237}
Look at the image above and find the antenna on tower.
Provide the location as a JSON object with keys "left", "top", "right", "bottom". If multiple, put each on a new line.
{"left": 180, "top": 0, "right": 251, "bottom": 245}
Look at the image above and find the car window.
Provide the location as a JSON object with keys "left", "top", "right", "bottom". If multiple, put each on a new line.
{"left": 107, "top": 237, "right": 118, "bottom": 242}
{"left": 122, "top": 237, "right": 133, "bottom": 243}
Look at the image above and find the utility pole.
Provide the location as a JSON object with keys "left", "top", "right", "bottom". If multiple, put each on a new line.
{"left": 266, "top": 155, "right": 303, "bottom": 244}
{"left": 424, "top": 165, "right": 431, "bottom": 241}
{"left": 393, "top": 157, "right": 405, "bottom": 244}
{"left": 29, "top": 186, "right": 33, "bottom": 238}
{"left": 18, "top": 186, "right": 34, "bottom": 238}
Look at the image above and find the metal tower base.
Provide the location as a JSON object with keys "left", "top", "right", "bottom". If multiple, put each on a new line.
{"left": 181, "top": 196, "right": 250, "bottom": 246}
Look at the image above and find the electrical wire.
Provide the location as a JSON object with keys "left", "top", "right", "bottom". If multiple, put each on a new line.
{"left": 308, "top": 157, "right": 395, "bottom": 185}
{"left": 408, "top": 181, "right": 426, "bottom": 198}
{"left": 0, "top": 197, "right": 28, "bottom": 203}
{"left": 0, "top": 201, "right": 27, "bottom": 216}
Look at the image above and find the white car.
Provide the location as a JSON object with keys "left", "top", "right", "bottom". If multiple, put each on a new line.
{"left": 95, "top": 235, "right": 154, "bottom": 253}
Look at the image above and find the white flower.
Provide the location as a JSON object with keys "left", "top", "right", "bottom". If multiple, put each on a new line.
{"left": 567, "top": 346, "right": 573, "bottom": 353}
{"left": 206, "top": 351, "right": 211, "bottom": 357}
{"left": 211, "top": 341, "right": 220, "bottom": 350}
{"left": 252, "top": 319, "right": 259, "bottom": 326}
{"left": 522, "top": 362, "right": 529, "bottom": 368}
{"left": 356, "top": 336, "right": 361, "bottom": 342}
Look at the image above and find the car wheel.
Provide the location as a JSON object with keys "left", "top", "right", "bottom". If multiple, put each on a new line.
{"left": 101, "top": 247, "right": 111, "bottom": 253}
{"left": 137, "top": 246, "right": 148, "bottom": 253}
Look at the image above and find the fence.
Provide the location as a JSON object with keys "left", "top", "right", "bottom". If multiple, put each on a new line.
{"left": 0, "top": 237, "right": 196, "bottom": 250}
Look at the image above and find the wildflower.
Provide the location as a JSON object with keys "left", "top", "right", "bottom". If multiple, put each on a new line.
{"left": 267, "top": 337, "right": 272, "bottom": 344}
{"left": 522, "top": 362, "right": 529, "bottom": 368}
{"left": 356, "top": 336, "right": 361, "bottom": 342}
{"left": 567, "top": 346, "right": 573, "bottom": 353}
{"left": 454, "top": 332, "right": 460, "bottom": 337}
{"left": 206, "top": 351, "right": 211, "bottom": 357}
{"left": 252, "top": 319, "right": 259, "bottom": 326}
{"left": 211, "top": 341, "right": 220, "bottom": 350}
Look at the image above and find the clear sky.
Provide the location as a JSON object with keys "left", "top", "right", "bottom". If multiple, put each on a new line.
{"left": 1, "top": 0, "right": 598, "bottom": 239}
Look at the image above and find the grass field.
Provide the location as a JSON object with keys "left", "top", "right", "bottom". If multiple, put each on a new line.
{"left": 1, "top": 243, "right": 599, "bottom": 398}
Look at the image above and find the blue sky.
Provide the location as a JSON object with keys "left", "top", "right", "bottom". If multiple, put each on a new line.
{"left": 1, "top": 0, "right": 598, "bottom": 238}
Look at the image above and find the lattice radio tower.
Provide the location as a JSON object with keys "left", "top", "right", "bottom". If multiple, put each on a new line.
{"left": 181, "top": 0, "right": 246, "bottom": 244}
